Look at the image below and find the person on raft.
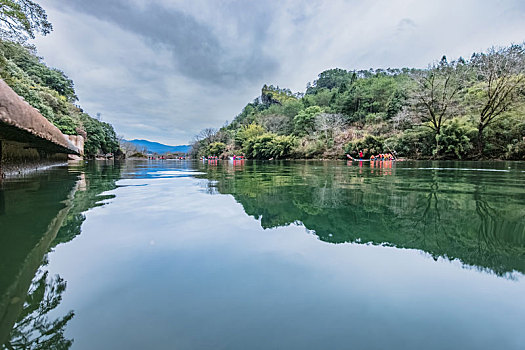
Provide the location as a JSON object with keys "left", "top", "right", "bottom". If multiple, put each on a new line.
{"left": 370, "top": 153, "right": 394, "bottom": 160}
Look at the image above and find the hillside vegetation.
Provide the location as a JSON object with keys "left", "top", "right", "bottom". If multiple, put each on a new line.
{"left": 192, "top": 44, "right": 525, "bottom": 160}
{"left": 0, "top": 40, "right": 119, "bottom": 157}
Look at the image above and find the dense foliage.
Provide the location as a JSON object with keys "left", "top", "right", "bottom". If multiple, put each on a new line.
{"left": 0, "top": 40, "right": 119, "bottom": 157}
{"left": 193, "top": 44, "right": 525, "bottom": 160}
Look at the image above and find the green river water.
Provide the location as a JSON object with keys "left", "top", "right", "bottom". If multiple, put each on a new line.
{"left": 1, "top": 160, "right": 524, "bottom": 349}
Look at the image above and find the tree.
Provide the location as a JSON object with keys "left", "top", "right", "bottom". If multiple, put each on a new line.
{"left": 79, "top": 114, "right": 119, "bottom": 157}
{"left": 314, "top": 113, "right": 347, "bottom": 144}
{"left": 336, "top": 73, "right": 400, "bottom": 122}
{"left": 207, "top": 142, "right": 226, "bottom": 156}
{"left": 259, "top": 114, "right": 293, "bottom": 135}
{"left": 0, "top": 0, "right": 52, "bottom": 42}
{"left": 306, "top": 68, "right": 353, "bottom": 94}
{"left": 118, "top": 136, "right": 136, "bottom": 157}
{"left": 293, "top": 106, "right": 323, "bottom": 136}
{"left": 409, "top": 57, "right": 466, "bottom": 156}
{"left": 100, "top": 122, "right": 119, "bottom": 154}
{"left": 235, "top": 123, "right": 265, "bottom": 147}
{"left": 190, "top": 128, "right": 219, "bottom": 156}
{"left": 469, "top": 44, "right": 525, "bottom": 155}
{"left": 194, "top": 128, "right": 217, "bottom": 145}
{"left": 53, "top": 115, "right": 78, "bottom": 135}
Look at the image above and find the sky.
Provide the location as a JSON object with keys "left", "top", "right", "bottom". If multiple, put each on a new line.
{"left": 32, "top": 0, "right": 525, "bottom": 145}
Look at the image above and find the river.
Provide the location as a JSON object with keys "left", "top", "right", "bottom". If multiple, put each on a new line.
{"left": 1, "top": 160, "right": 524, "bottom": 349}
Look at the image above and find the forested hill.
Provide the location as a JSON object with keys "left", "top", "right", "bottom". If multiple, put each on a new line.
{"left": 192, "top": 44, "right": 525, "bottom": 160}
{"left": 0, "top": 40, "right": 119, "bottom": 157}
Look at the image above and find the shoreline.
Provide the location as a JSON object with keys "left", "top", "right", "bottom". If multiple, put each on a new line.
{"left": 0, "top": 160, "right": 69, "bottom": 178}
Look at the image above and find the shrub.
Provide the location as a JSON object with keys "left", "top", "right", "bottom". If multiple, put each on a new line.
{"left": 244, "top": 133, "right": 295, "bottom": 159}
{"left": 235, "top": 123, "right": 265, "bottom": 147}
{"left": 207, "top": 142, "right": 226, "bottom": 156}
{"left": 294, "top": 138, "right": 325, "bottom": 158}
{"left": 344, "top": 135, "right": 383, "bottom": 157}
{"left": 482, "top": 110, "right": 525, "bottom": 159}
{"left": 436, "top": 118, "right": 476, "bottom": 159}
{"left": 269, "top": 135, "right": 296, "bottom": 158}
{"left": 505, "top": 139, "right": 525, "bottom": 160}
{"left": 364, "top": 113, "right": 387, "bottom": 124}
{"left": 385, "top": 128, "right": 434, "bottom": 158}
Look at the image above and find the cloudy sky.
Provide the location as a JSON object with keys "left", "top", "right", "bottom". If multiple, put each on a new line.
{"left": 32, "top": 0, "right": 525, "bottom": 145}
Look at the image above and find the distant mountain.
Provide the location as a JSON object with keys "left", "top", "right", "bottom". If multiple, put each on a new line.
{"left": 127, "top": 139, "right": 190, "bottom": 154}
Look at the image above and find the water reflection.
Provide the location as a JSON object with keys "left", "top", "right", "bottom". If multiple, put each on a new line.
{"left": 198, "top": 160, "right": 525, "bottom": 277}
{"left": 53, "top": 162, "right": 121, "bottom": 246}
{"left": 0, "top": 189, "right": 5, "bottom": 215}
{"left": 0, "top": 161, "right": 121, "bottom": 348}
{"left": 5, "top": 269, "right": 74, "bottom": 349}
{"left": 1, "top": 160, "right": 524, "bottom": 349}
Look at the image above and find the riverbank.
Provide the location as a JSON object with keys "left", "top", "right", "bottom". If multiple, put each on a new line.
{"left": 0, "top": 79, "right": 80, "bottom": 177}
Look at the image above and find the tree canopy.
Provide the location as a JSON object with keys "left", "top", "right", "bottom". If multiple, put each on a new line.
{"left": 0, "top": 0, "right": 52, "bottom": 42}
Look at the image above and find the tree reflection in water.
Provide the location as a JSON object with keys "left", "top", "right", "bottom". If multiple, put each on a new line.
{"left": 4, "top": 268, "right": 74, "bottom": 350}
{"left": 198, "top": 160, "right": 525, "bottom": 277}
{"left": 0, "top": 189, "right": 5, "bottom": 215}
{"left": 0, "top": 161, "right": 123, "bottom": 349}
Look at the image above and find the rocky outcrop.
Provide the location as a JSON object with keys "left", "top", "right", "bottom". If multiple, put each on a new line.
{"left": 0, "top": 79, "right": 80, "bottom": 176}
{"left": 67, "top": 134, "right": 84, "bottom": 160}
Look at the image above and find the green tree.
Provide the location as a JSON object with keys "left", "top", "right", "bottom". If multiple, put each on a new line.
{"left": 207, "top": 142, "right": 226, "bottom": 156}
{"left": 79, "top": 115, "right": 119, "bottom": 157}
{"left": 235, "top": 123, "right": 265, "bottom": 147}
{"left": 293, "top": 106, "right": 323, "bottom": 136}
{"left": 53, "top": 115, "right": 78, "bottom": 135}
{"left": 0, "top": 0, "right": 52, "bottom": 42}
{"left": 303, "top": 88, "right": 334, "bottom": 108}
{"left": 385, "top": 127, "right": 434, "bottom": 158}
{"left": 306, "top": 68, "right": 353, "bottom": 94}
{"left": 436, "top": 117, "right": 476, "bottom": 159}
{"left": 193, "top": 43, "right": 525, "bottom": 161}
{"left": 335, "top": 72, "right": 403, "bottom": 123}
